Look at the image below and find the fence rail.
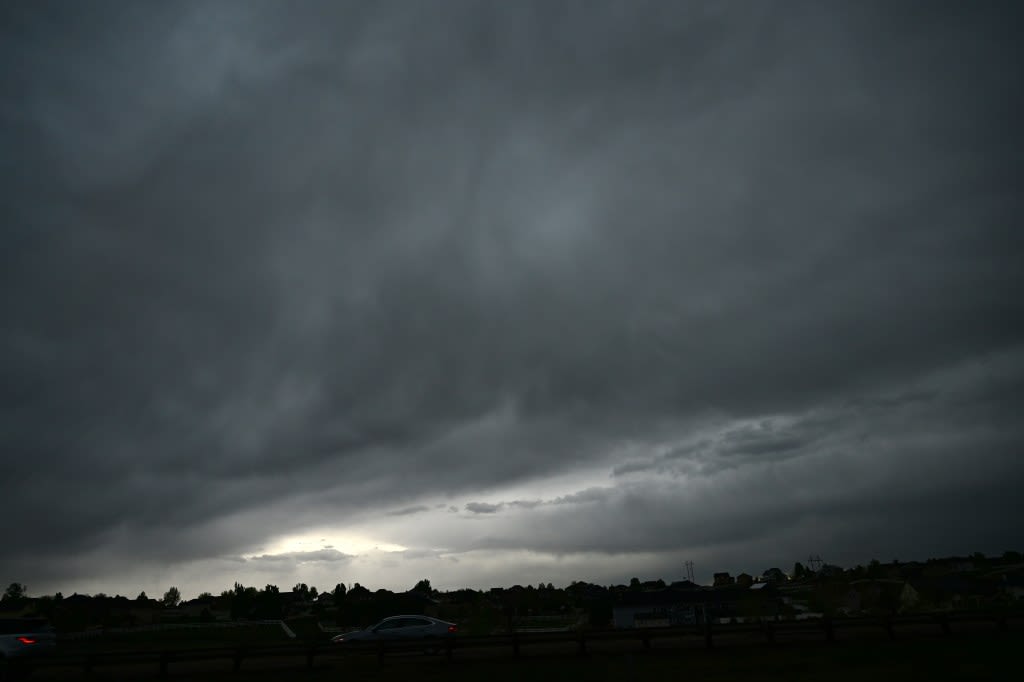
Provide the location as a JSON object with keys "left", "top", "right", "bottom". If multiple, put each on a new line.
{"left": 36, "top": 610, "right": 1022, "bottom": 678}
{"left": 60, "top": 619, "right": 296, "bottom": 639}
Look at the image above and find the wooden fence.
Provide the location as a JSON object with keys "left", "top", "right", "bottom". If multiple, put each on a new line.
{"left": 35, "top": 610, "right": 1022, "bottom": 678}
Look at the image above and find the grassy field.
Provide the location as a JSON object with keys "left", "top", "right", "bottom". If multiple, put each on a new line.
{"left": 55, "top": 623, "right": 292, "bottom": 654}
{"left": 31, "top": 629, "right": 1021, "bottom": 681}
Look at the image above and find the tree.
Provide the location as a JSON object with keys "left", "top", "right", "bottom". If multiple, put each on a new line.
{"left": 162, "top": 586, "right": 181, "bottom": 608}
{"left": 3, "top": 582, "right": 26, "bottom": 602}
{"left": 412, "top": 579, "right": 433, "bottom": 594}
{"left": 793, "top": 562, "right": 806, "bottom": 580}
{"left": 229, "top": 583, "right": 259, "bottom": 620}
{"left": 348, "top": 583, "right": 370, "bottom": 600}
{"left": 333, "top": 583, "right": 347, "bottom": 605}
{"left": 136, "top": 591, "right": 148, "bottom": 602}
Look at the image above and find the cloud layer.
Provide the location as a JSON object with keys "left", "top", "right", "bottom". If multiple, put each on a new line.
{"left": 1, "top": 0, "right": 1021, "bottom": 596}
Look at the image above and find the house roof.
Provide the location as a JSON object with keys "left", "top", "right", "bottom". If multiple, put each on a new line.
{"left": 615, "top": 583, "right": 776, "bottom": 608}
{"left": 908, "top": 576, "right": 998, "bottom": 596}
{"left": 616, "top": 588, "right": 708, "bottom": 608}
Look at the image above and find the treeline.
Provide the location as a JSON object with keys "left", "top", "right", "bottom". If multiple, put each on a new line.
{"left": 3, "top": 550, "right": 1020, "bottom": 632}
{"left": 0, "top": 578, "right": 615, "bottom": 632}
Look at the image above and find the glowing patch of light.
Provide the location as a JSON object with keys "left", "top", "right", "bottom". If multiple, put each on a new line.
{"left": 245, "top": 528, "right": 407, "bottom": 559}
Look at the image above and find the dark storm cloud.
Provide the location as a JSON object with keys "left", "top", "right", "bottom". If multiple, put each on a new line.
{"left": 2, "top": 0, "right": 1022, "bottom": 592}
{"left": 465, "top": 502, "right": 503, "bottom": 515}
{"left": 464, "top": 488, "right": 608, "bottom": 514}
{"left": 382, "top": 350, "right": 1024, "bottom": 568}
{"left": 386, "top": 505, "right": 431, "bottom": 517}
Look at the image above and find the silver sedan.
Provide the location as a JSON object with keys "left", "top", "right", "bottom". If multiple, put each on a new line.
{"left": 331, "top": 615, "right": 458, "bottom": 644}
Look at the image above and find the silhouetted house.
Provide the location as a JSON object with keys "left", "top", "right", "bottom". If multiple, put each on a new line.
{"left": 898, "top": 561, "right": 926, "bottom": 580}
{"left": 984, "top": 565, "right": 1024, "bottom": 601}
{"left": 713, "top": 572, "right": 735, "bottom": 587}
{"left": 669, "top": 580, "right": 700, "bottom": 590}
{"left": 736, "top": 573, "right": 754, "bottom": 588}
{"left": 347, "top": 584, "right": 373, "bottom": 601}
{"left": 178, "top": 596, "right": 226, "bottom": 622}
{"left": 999, "top": 575, "right": 1024, "bottom": 601}
{"left": 278, "top": 591, "right": 307, "bottom": 616}
{"left": 398, "top": 590, "right": 440, "bottom": 617}
{"left": 845, "top": 580, "right": 919, "bottom": 615}
{"left": 612, "top": 588, "right": 707, "bottom": 629}
{"left": 908, "top": 576, "right": 997, "bottom": 611}
{"left": 761, "top": 568, "right": 786, "bottom": 583}
{"left": 64, "top": 594, "right": 91, "bottom": 608}
{"left": 723, "top": 582, "right": 781, "bottom": 623}
{"left": 819, "top": 564, "right": 845, "bottom": 579}
{"left": 922, "top": 557, "right": 977, "bottom": 577}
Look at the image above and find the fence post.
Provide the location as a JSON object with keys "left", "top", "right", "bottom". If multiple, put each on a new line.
{"left": 577, "top": 633, "right": 588, "bottom": 657}
{"left": 158, "top": 651, "right": 170, "bottom": 679}
{"left": 823, "top": 617, "right": 835, "bottom": 642}
{"left": 233, "top": 647, "right": 245, "bottom": 672}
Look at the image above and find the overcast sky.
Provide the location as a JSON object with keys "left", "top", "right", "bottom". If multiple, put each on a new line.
{"left": 2, "top": 0, "right": 1022, "bottom": 600}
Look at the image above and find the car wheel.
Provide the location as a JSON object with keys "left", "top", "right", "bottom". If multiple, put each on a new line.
{"left": 422, "top": 636, "right": 439, "bottom": 655}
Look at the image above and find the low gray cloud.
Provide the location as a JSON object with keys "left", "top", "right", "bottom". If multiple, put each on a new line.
{"left": 611, "top": 460, "right": 658, "bottom": 477}
{"left": 247, "top": 549, "right": 354, "bottom": 564}
{"left": 465, "top": 502, "right": 503, "bottom": 515}
{"left": 550, "top": 488, "right": 613, "bottom": 506}
{"left": 386, "top": 505, "right": 431, "bottom": 517}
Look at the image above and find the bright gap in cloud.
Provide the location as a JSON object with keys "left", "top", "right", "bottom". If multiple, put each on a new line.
{"left": 246, "top": 529, "right": 407, "bottom": 558}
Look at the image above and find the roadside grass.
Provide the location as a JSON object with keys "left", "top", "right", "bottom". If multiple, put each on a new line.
{"left": 57, "top": 623, "right": 291, "bottom": 653}
{"left": 34, "top": 628, "right": 1020, "bottom": 681}
{"left": 360, "top": 632, "right": 1019, "bottom": 682}
{"left": 36, "top": 622, "right": 1019, "bottom": 675}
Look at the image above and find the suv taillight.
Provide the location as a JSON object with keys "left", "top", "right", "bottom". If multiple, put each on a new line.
{"left": 17, "top": 637, "right": 37, "bottom": 645}
{"left": 447, "top": 625, "right": 457, "bottom": 633}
